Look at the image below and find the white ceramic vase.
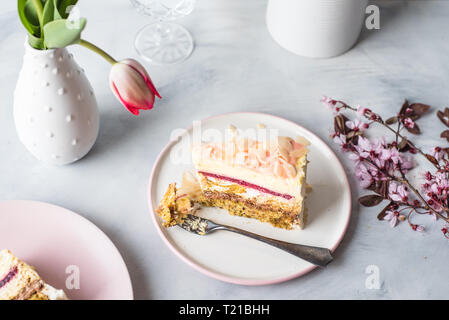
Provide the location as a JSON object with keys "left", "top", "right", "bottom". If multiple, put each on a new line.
{"left": 14, "top": 42, "right": 100, "bottom": 165}
{"left": 266, "top": 0, "right": 369, "bottom": 58}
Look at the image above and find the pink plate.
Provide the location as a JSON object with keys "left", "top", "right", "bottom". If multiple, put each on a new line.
{"left": 148, "top": 112, "right": 352, "bottom": 286}
{"left": 0, "top": 200, "right": 133, "bottom": 300}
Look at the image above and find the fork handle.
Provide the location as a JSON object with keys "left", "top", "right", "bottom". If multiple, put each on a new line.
{"left": 216, "top": 225, "right": 333, "bottom": 267}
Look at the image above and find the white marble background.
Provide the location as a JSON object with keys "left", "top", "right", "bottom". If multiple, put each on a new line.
{"left": 0, "top": 0, "right": 448, "bottom": 299}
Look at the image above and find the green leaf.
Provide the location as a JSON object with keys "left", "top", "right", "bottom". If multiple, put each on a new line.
{"left": 53, "top": 0, "right": 63, "bottom": 19}
{"left": 18, "top": 0, "right": 40, "bottom": 36}
{"left": 54, "top": 0, "right": 78, "bottom": 19}
{"left": 43, "top": 17, "right": 86, "bottom": 48}
{"left": 24, "top": 0, "right": 42, "bottom": 26}
{"left": 28, "top": 32, "right": 45, "bottom": 49}
{"left": 42, "top": 0, "right": 55, "bottom": 26}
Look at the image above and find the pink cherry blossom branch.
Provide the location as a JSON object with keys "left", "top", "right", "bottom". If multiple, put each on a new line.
{"left": 349, "top": 139, "right": 448, "bottom": 222}
{"left": 323, "top": 97, "right": 449, "bottom": 237}
{"left": 331, "top": 99, "right": 440, "bottom": 170}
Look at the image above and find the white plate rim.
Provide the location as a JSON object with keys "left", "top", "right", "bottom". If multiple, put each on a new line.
{"left": 148, "top": 112, "right": 352, "bottom": 286}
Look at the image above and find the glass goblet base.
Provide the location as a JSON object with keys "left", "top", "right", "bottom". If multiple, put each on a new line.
{"left": 134, "top": 22, "right": 194, "bottom": 65}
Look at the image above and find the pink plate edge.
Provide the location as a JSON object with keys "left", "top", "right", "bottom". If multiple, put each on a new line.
{"left": 147, "top": 111, "right": 352, "bottom": 286}
{"left": 0, "top": 200, "right": 135, "bottom": 299}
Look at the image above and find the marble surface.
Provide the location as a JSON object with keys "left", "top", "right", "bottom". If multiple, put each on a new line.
{"left": 0, "top": 0, "right": 448, "bottom": 299}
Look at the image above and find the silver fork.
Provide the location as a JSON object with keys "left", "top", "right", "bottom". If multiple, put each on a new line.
{"left": 179, "top": 214, "right": 333, "bottom": 268}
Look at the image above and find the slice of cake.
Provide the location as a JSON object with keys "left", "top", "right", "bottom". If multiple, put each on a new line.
{"left": 0, "top": 249, "right": 68, "bottom": 300}
{"left": 191, "top": 128, "right": 309, "bottom": 229}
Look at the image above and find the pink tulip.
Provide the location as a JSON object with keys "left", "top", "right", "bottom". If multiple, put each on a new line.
{"left": 109, "top": 59, "right": 161, "bottom": 115}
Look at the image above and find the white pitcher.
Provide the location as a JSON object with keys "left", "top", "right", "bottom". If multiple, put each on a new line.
{"left": 266, "top": 0, "right": 369, "bottom": 58}
{"left": 14, "top": 42, "right": 100, "bottom": 165}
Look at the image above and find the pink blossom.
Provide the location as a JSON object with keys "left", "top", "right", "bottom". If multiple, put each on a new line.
{"left": 428, "top": 199, "right": 444, "bottom": 212}
{"left": 403, "top": 118, "right": 415, "bottom": 128}
{"left": 349, "top": 153, "right": 364, "bottom": 166}
{"left": 411, "top": 224, "right": 424, "bottom": 232}
{"left": 422, "top": 182, "right": 431, "bottom": 192}
{"left": 372, "top": 137, "right": 387, "bottom": 153}
{"left": 333, "top": 134, "right": 348, "bottom": 151}
{"left": 384, "top": 210, "right": 399, "bottom": 227}
{"left": 109, "top": 59, "right": 161, "bottom": 115}
{"left": 421, "top": 170, "right": 448, "bottom": 213}
{"left": 321, "top": 96, "right": 337, "bottom": 112}
{"left": 389, "top": 182, "right": 409, "bottom": 202}
{"left": 381, "top": 147, "right": 401, "bottom": 164}
{"left": 355, "top": 137, "right": 390, "bottom": 168}
{"left": 366, "top": 163, "right": 381, "bottom": 179}
{"left": 356, "top": 137, "right": 372, "bottom": 153}
{"left": 346, "top": 119, "right": 368, "bottom": 132}
{"left": 430, "top": 182, "right": 440, "bottom": 195}
{"left": 435, "top": 172, "right": 449, "bottom": 187}
{"left": 423, "top": 171, "right": 433, "bottom": 181}
{"left": 400, "top": 154, "right": 414, "bottom": 170}
{"left": 355, "top": 163, "right": 373, "bottom": 188}
{"left": 356, "top": 105, "right": 367, "bottom": 118}
{"left": 431, "top": 147, "right": 444, "bottom": 161}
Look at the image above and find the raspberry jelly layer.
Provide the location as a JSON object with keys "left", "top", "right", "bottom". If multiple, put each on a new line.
{"left": 198, "top": 171, "right": 294, "bottom": 200}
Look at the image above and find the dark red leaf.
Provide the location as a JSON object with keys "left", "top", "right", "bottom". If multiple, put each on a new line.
{"left": 437, "top": 110, "right": 444, "bottom": 122}
{"left": 377, "top": 202, "right": 393, "bottom": 220}
{"left": 334, "top": 114, "right": 348, "bottom": 134}
{"left": 437, "top": 110, "right": 449, "bottom": 127}
{"left": 368, "top": 181, "right": 380, "bottom": 194}
{"left": 380, "top": 181, "right": 389, "bottom": 198}
{"left": 359, "top": 194, "right": 384, "bottom": 207}
{"left": 385, "top": 116, "right": 398, "bottom": 125}
{"left": 398, "top": 138, "right": 408, "bottom": 151}
{"left": 426, "top": 153, "right": 439, "bottom": 165}
{"left": 367, "top": 180, "right": 389, "bottom": 198}
{"left": 405, "top": 122, "right": 421, "bottom": 134}
{"left": 347, "top": 131, "right": 355, "bottom": 139}
{"left": 441, "top": 130, "right": 449, "bottom": 142}
{"left": 410, "top": 103, "right": 430, "bottom": 116}
{"left": 399, "top": 140, "right": 413, "bottom": 152}
{"left": 399, "top": 100, "right": 409, "bottom": 115}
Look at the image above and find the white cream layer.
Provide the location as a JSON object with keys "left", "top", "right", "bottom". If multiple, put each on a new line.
{"left": 193, "top": 154, "right": 307, "bottom": 199}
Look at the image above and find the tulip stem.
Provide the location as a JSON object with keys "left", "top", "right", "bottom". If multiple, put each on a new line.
{"left": 78, "top": 39, "right": 117, "bottom": 65}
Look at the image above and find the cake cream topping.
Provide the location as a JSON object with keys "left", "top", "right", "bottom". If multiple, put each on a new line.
{"left": 192, "top": 135, "right": 308, "bottom": 179}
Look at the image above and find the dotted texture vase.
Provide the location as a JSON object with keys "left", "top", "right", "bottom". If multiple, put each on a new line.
{"left": 14, "top": 42, "right": 100, "bottom": 165}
